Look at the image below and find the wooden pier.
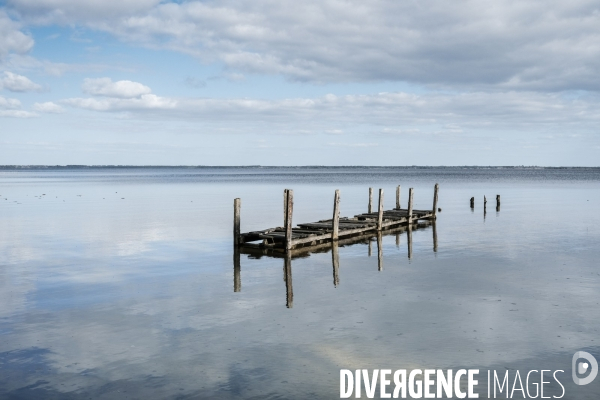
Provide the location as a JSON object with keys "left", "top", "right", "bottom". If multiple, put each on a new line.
{"left": 233, "top": 219, "right": 438, "bottom": 306}
{"left": 233, "top": 184, "right": 439, "bottom": 252}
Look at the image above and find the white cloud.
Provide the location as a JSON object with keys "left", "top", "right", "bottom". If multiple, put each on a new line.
{"left": 0, "top": 109, "right": 36, "bottom": 117}
{"left": 0, "top": 10, "right": 34, "bottom": 60}
{"left": 6, "top": 0, "right": 161, "bottom": 24}
{"left": 9, "top": 1, "right": 600, "bottom": 90}
{"left": 0, "top": 94, "right": 37, "bottom": 118}
{"left": 82, "top": 77, "right": 152, "bottom": 98}
{"left": 0, "top": 94, "right": 22, "bottom": 109}
{"left": 33, "top": 101, "right": 64, "bottom": 113}
{"left": 328, "top": 142, "right": 378, "bottom": 147}
{"left": 60, "top": 90, "right": 600, "bottom": 138}
{"left": 0, "top": 71, "right": 42, "bottom": 92}
{"left": 63, "top": 93, "right": 176, "bottom": 111}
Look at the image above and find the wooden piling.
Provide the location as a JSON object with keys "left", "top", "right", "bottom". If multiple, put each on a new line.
{"left": 284, "top": 189, "right": 294, "bottom": 251}
{"left": 408, "top": 188, "right": 414, "bottom": 223}
{"left": 432, "top": 183, "right": 439, "bottom": 219}
{"left": 377, "top": 188, "right": 384, "bottom": 230}
{"left": 496, "top": 195, "right": 501, "bottom": 207}
{"left": 234, "top": 198, "right": 241, "bottom": 246}
{"left": 283, "top": 189, "right": 288, "bottom": 226}
{"left": 470, "top": 197, "right": 474, "bottom": 208}
{"left": 368, "top": 187, "right": 373, "bottom": 214}
{"left": 396, "top": 185, "right": 401, "bottom": 209}
{"left": 332, "top": 189, "right": 340, "bottom": 240}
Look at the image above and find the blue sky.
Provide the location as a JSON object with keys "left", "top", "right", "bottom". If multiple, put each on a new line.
{"left": 1, "top": 0, "right": 599, "bottom": 165}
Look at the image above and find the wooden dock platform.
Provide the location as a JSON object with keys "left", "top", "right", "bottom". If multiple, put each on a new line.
{"left": 234, "top": 184, "right": 439, "bottom": 252}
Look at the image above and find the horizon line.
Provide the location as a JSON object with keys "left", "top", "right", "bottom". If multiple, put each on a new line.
{"left": 1, "top": 165, "right": 599, "bottom": 169}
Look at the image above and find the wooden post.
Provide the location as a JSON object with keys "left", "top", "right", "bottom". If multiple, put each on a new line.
{"left": 396, "top": 185, "right": 401, "bottom": 209}
{"left": 407, "top": 188, "right": 414, "bottom": 224}
{"left": 284, "top": 252, "right": 293, "bottom": 308}
{"left": 470, "top": 197, "right": 474, "bottom": 208}
{"left": 332, "top": 189, "right": 340, "bottom": 240}
{"left": 233, "top": 198, "right": 241, "bottom": 246}
{"left": 496, "top": 194, "right": 501, "bottom": 212}
{"left": 233, "top": 246, "right": 241, "bottom": 292}
{"left": 285, "top": 189, "right": 294, "bottom": 251}
{"left": 484, "top": 195, "right": 487, "bottom": 215}
{"left": 432, "top": 183, "right": 439, "bottom": 219}
{"left": 368, "top": 187, "right": 373, "bottom": 214}
{"left": 283, "top": 189, "right": 288, "bottom": 226}
{"left": 332, "top": 242, "right": 339, "bottom": 287}
{"left": 377, "top": 188, "right": 384, "bottom": 230}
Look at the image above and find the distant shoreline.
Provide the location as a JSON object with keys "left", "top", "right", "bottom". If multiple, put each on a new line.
{"left": 1, "top": 165, "right": 598, "bottom": 170}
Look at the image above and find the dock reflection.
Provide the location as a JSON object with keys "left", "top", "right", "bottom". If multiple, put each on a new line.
{"left": 233, "top": 221, "right": 438, "bottom": 307}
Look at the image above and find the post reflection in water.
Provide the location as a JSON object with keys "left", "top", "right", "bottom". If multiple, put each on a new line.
{"left": 432, "top": 221, "right": 438, "bottom": 253}
{"left": 284, "top": 252, "right": 293, "bottom": 308}
{"left": 377, "top": 232, "right": 383, "bottom": 271}
{"left": 407, "top": 223, "right": 413, "bottom": 260}
{"left": 234, "top": 246, "right": 241, "bottom": 292}
{"left": 332, "top": 242, "right": 339, "bottom": 287}
{"left": 235, "top": 222, "right": 437, "bottom": 307}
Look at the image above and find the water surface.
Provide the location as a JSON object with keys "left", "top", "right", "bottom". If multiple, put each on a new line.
{"left": 1, "top": 167, "right": 599, "bottom": 399}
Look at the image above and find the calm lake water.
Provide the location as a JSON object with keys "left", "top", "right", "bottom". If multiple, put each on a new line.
{"left": 1, "top": 167, "right": 599, "bottom": 399}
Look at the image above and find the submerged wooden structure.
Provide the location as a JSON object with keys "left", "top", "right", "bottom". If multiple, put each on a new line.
{"left": 233, "top": 184, "right": 439, "bottom": 252}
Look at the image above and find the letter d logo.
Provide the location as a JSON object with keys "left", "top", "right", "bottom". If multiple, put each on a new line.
{"left": 572, "top": 351, "right": 598, "bottom": 385}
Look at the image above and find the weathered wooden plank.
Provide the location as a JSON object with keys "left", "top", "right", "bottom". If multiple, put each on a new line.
{"left": 298, "top": 222, "right": 369, "bottom": 229}
{"left": 291, "top": 232, "right": 333, "bottom": 245}
{"left": 297, "top": 222, "right": 333, "bottom": 229}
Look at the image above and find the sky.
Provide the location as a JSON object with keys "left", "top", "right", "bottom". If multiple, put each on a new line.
{"left": 0, "top": 0, "right": 599, "bottom": 166}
